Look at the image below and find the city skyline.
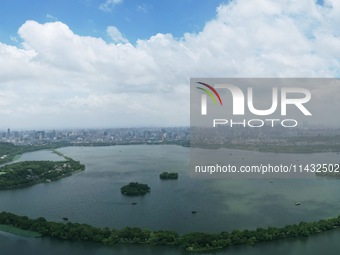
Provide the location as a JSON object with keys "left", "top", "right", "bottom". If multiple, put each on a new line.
{"left": 1, "top": 0, "right": 340, "bottom": 129}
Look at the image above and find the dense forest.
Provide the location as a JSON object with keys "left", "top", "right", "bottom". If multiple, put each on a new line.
{"left": 120, "top": 182, "right": 150, "bottom": 196}
{"left": 159, "top": 172, "right": 178, "bottom": 180}
{"left": 0, "top": 160, "right": 85, "bottom": 189}
{"left": 1, "top": 211, "right": 340, "bottom": 252}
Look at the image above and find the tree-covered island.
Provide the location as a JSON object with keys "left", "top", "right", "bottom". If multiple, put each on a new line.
{"left": 120, "top": 182, "right": 150, "bottom": 196}
{"left": 0, "top": 159, "right": 85, "bottom": 189}
{"left": 159, "top": 172, "right": 178, "bottom": 180}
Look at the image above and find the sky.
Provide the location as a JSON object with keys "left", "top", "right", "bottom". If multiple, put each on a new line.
{"left": 0, "top": 0, "right": 339, "bottom": 130}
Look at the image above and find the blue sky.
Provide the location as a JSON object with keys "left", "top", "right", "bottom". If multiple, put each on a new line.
{"left": 0, "top": 0, "right": 339, "bottom": 129}
{"left": 0, "top": 0, "right": 225, "bottom": 45}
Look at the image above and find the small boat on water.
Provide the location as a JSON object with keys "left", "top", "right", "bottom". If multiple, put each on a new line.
{"left": 131, "top": 202, "right": 137, "bottom": 205}
{"left": 295, "top": 202, "right": 301, "bottom": 206}
{"left": 62, "top": 217, "right": 69, "bottom": 221}
{"left": 191, "top": 211, "right": 197, "bottom": 214}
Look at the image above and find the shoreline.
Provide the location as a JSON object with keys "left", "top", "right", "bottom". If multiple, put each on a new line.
{"left": 0, "top": 159, "right": 85, "bottom": 190}
{"left": 0, "top": 224, "right": 41, "bottom": 238}
{"left": 1, "top": 211, "right": 340, "bottom": 253}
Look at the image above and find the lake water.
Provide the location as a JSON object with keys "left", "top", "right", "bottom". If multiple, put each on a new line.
{"left": 1, "top": 145, "right": 340, "bottom": 254}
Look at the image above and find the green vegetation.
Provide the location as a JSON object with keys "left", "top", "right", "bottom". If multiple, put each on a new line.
{"left": 52, "top": 149, "right": 76, "bottom": 162}
{"left": 12, "top": 154, "right": 22, "bottom": 161}
{"left": 0, "top": 224, "right": 41, "bottom": 238}
{"left": 1, "top": 211, "right": 340, "bottom": 252}
{"left": 159, "top": 172, "right": 178, "bottom": 180}
{"left": 120, "top": 182, "right": 150, "bottom": 196}
{"left": 0, "top": 160, "right": 85, "bottom": 189}
{"left": 51, "top": 149, "right": 66, "bottom": 158}
{"left": 0, "top": 142, "right": 24, "bottom": 164}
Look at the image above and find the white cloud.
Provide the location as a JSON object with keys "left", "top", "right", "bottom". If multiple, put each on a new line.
{"left": 106, "top": 26, "right": 128, "bottom": 43}
{"left": 0, "top": 0, "right": 340, "bottom": 129}
{"left": 99, "top": 0, "right": 123, "bottom": 12}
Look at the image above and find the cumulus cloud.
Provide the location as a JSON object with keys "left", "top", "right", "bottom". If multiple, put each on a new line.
{"left": 0, "top": 0, "right": 340, "bottom": 129}
{"left": 99, "top": 0, "right": 123, "bottom": 12}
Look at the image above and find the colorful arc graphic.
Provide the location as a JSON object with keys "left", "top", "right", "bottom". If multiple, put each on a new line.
{"left": 196, "top": 82, "right": 223, "bottom": 106}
